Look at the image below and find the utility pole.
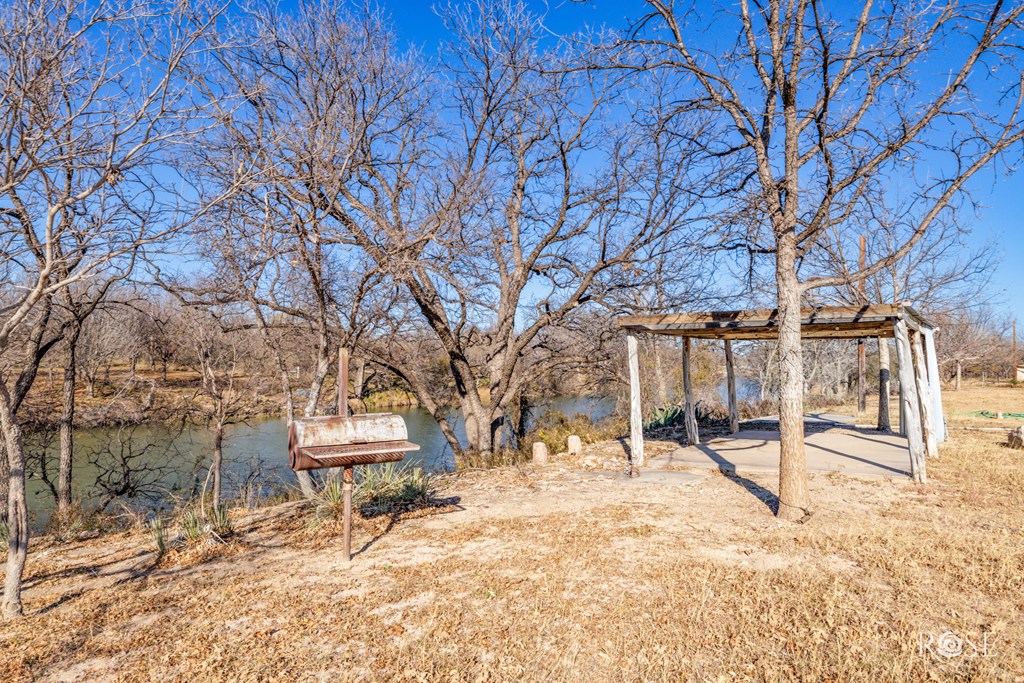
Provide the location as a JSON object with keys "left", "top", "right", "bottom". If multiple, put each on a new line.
{"left": 857, "top": 235, "right": 867, "bottom": 412}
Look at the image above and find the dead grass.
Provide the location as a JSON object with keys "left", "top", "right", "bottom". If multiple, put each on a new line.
{"left": 827, "top": 381, "right": 1023, "bottom": 431}
{"left": 2, "top": 395, "right": 1023, "bottom": 681}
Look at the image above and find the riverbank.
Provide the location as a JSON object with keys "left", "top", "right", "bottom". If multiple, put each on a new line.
{"left": 3, "top": 392, "right": 1022, "bottom": 680}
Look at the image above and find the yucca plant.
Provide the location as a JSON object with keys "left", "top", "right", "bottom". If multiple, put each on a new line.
{"left": 357, "top": 463, "right": 430, "bottom": 517}
{"left": 309, "top": 479, "right": 347, "bottom": 526}
{"left": 209, "top": 505, "right": 233, "bottom": 538}
{"left": 149, "top": 518, "right": 166, "bottom": 556}
{"left": 181, "top": 508, "right": 205, "bottom": 545}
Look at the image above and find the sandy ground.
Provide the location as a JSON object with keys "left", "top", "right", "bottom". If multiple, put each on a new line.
{"left": 2, "top": 386, "right": 1022, "bottom": 681}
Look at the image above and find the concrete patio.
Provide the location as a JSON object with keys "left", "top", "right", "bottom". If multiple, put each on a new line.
{"left": 647, "top": 420, "right": 913, "bottom": 479}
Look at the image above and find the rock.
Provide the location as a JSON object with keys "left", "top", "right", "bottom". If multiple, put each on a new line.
{"left": 567, "top": 434, "right": 583, "bottom": 456}
{"left": 532, "top": 442, "right": 549, "bottom": 465}
{"left": 1009, "top": 426, "right": 1024, "bottom": 450}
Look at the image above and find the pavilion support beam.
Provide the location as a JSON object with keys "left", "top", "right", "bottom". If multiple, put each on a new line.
{"left": 724, "top": 339, "right": 739, "bottom": 434}
{"left": 682, "top": 338, "right": 700, "bottom": 445}
{"left": 857, "top": 338, "right": 867, "bottom": 413}
{"left": 898, "top": 381, "right": 906, "bottom": 436}
{"left": 626, "top": 333, "right": 644, "bottom": 467}
{"left": 877, "top": 336, "right": 892, "bottom": 433}
{"left": 911, "top": 331, "right": 938, "bottom": 460}
{"left": 922, "top": 328, "right": 946, "bottom": 442}
{"left": 894, "top": 319, "right": 927, "bottom": 483}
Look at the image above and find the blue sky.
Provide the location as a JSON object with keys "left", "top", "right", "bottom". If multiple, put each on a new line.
{"left": 373, "top": 0, "right": 1024, "bottom": 326}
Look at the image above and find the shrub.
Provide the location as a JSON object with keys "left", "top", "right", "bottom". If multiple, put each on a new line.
{"left": 0, "top": 520, "right": 8, "bottom": 548}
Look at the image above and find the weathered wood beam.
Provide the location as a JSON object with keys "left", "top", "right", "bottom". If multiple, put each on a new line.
{"left": 911, "top": 330, "right": 938, "bottom": 460}
{"left": 922, "top": 328, "right": 946, "bottom": 442}
{"left": 724, "top": 339, "right": 739, "bottom": 434}
{"left": 616, "top": 304, "right": 904, "bottom": 328}
{"left": 682, "top": 338, "right": 700, "bottom": 446}
{"left": 626, "top": 333, "right": 644, "bottom": 467}
{"left": 894, "top": 319, "right": 927, "bottom": 483}
{"left": 877, "top": 336, "right": 892, "bottom": 433}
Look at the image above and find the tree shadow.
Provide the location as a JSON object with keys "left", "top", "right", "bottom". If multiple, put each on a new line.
{"left": 353, "top": 496, "right": 463, "bottom": 558}
{"left": 695, "top": 444, "right": 779, "bottom": 514}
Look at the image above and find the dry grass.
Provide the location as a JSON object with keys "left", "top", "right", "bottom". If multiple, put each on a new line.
{"left": 828, "top": 382, "right": 1023, "bottom": 431}
{"left": 2, "top": 393, "right": 1023, "bottom": 681}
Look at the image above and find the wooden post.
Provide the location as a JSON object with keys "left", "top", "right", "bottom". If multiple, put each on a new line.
{"left": 877, "top": 336, "right": 891, "bottom": 432}
{"left": 338, "top": 347, "right": 349, "bottom": 418}
{"left": 682, "top": 338, "right": 700, "bottom": 445}
{"left": 857, "top": 339, "right": 866, "bottom": 413}
{"left": 626, "top": 333, "right": 644, "bottom": 466}
{"left": 921, "top": 328, "right": 945, "bottom": 442}
{"left": 857, "top": 236, "right": 867, "bottom": 412}
{"left": 1013, "top": 320, "right": 1018, "bottom": 381}
{"left": 898, "top": 380, "right": 906, "bottom": 436}
{"left": 724, "top": 339, "right": 739, "bottom": 433}
{"left": 911, "top": 331, "right": 938, "bottom": 459}
{"left": 894, "top": 319, "right": 927, "bottom": 483}
{"left": 343, "top": 466, "right": 354, "bottom": 561}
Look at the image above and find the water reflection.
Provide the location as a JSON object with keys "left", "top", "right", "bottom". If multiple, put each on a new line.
{"left": 25, "top": 395, "right": 615, "bottom": 530}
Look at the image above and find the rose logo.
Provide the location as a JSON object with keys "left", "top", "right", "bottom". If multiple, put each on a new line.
{"left": 936, "top": 631, "right": 963, "bottom": 658}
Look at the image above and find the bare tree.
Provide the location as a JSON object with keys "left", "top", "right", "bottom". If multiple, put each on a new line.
{"left": 935, "top": 308, "right": 1008, "bottom": 390}
{"left": 203, "top": 1, "right": 714, "bottom": 459}
{"left": 181, "top": 307, "right": 264, "bottom": 511}
{"left": 604, "top": 0, "right": 1024, "bottom": 519}
{"left": 0, "top": 0, "right": 227, "bottom": 618}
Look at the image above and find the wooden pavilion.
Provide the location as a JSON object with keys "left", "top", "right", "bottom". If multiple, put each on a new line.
{"left": 616, "top": 304, "right": 945, "bottom": 483}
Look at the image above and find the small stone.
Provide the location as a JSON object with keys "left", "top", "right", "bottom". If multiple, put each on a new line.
{"left": 1009, "top": 426, "right": 1024, "bottom": 450}
{"left": 532, "top": 442, "right": 549, "bottom": 465}
{"left": 567, "top": 435, "right": 583, "bottom": 456}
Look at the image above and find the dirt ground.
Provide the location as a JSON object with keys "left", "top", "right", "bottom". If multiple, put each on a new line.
{"left": 1, "top": 385, "right": 1022, "bottom": 682}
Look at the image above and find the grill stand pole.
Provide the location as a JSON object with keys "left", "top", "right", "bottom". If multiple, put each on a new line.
{"left": 343, "top": 466, "right": 354, "bottom": 561}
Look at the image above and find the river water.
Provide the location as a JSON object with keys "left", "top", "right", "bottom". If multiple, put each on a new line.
{"left": 25, "top": 395, "right": 616, "bottom": 530}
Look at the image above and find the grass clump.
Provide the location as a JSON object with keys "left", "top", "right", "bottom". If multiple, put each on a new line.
{"left": 309, "top": 464, "right": 433, "bottom": 527}
{"left": 0, "top": 519, "right": 8, "bottom": 548}
{"left": 180, "top": 508, "right": 205, "bottom": 545}
{"left": 149, "top": 518, "right": 166, "bottom": 556}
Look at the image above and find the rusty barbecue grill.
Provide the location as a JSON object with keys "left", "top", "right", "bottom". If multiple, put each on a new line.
{"left": 287, "top": 349, "right": 420, "bottom": 560}
{"left": 287, "top": 414, "right": 420, "bottom": 472}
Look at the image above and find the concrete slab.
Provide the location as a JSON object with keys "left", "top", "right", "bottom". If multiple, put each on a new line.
{"left": 648, "top": 427, "right": 912, "bottom": 479}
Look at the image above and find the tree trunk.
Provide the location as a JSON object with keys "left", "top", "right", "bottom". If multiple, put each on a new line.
{"left": 652, "top": 337, "right": 669, "bottom": 406}
{"left": 0, "top": 385, "right": 28, "bottom": 619}
{"left": 461, "top": 397, "right": 494, "bottom": 459}
{"left": 58, "top": 352, "right": 76, "bottom": 518}
{"left": 303, "top": 334, "right": 330, "bottom": 418}
{"left": 877, "top": 336, "right": 891, "bottom": 433}
{"left": 353, "top": 358, "right": 366, "bottom": 399}
{"left": 775, "top": 235, "right": 808, "bottom": 521}
{"left": 212, "top": 426, "right": 223, "bottom": 510}
{"left": 955, "top": 360, "right": 962, "bottom": 391}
